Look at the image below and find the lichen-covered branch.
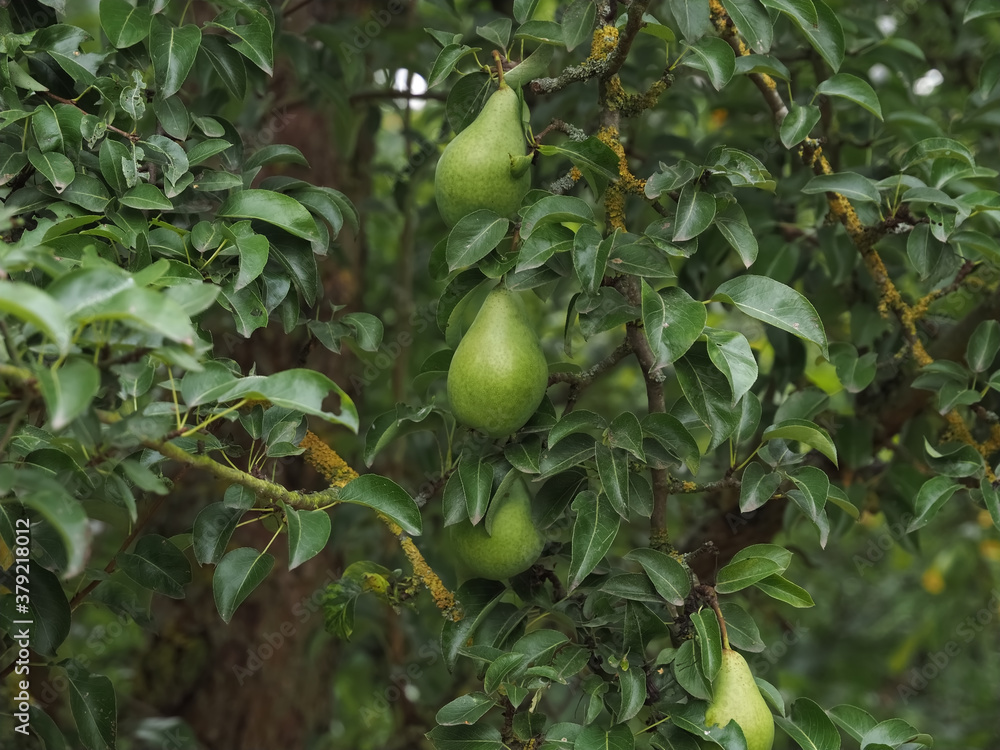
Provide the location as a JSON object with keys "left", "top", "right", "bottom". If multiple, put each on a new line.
{"left": 300, "top": 430, "right": 461, "bottom": 621}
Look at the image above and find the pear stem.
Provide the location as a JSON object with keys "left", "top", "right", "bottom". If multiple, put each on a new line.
{"left": 493, "top": 49, "right": 506, "bottom": 88}
{"left": 698, "top": 583, "right": 730, "bottom": 650}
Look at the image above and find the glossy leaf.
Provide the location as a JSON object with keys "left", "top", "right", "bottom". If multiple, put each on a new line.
{"left": 816, "top": 73, "right": 882, "bottom": 119}
{"left": 625, "top": 547, "right": 691, "bottom": 605}
{"left": 567, "top": 491, "right": 620, "bottom": 591}
{"left": 762, "top": 419, "right": 838, "bottom": 465}
{"left": 642, "top": 281, "right": 707, "bottom": 371}
{"left": 713, "top": 275, "right": 829, "bottom": 357}
{"left": 338, "top": 475, "right": 422, "bottom": 536}
{"left": 285, "top": 506, "right": 331, "bottom": 570}
{"left": 773, "top": 697, "right": 841, "bottom": 750}
{"left": 213, "top": 547, "right": 275, "bottom": 623}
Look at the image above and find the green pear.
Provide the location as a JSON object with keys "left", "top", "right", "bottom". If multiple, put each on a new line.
{"left": 700, "top": 649, "right": 774, "bottom": 750}
{"left": 447, "top": 286, "right": 548, "bottom": 437}
{"left": 449, "top": 477, "right": 544, "bottom": 580}
{"left": 434, "top": 75, "right": 531, "bottom": 227}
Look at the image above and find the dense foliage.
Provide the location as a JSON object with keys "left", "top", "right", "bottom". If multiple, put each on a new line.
{"left": 2, "top": 0, "right": 1000, "bottom": 748}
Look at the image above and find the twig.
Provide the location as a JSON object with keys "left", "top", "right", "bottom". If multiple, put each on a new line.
{"left": 43, "top": 92, "right": 141, "bottom": 143}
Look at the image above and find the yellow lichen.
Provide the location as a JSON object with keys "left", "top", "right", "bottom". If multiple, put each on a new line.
{"left": 589, "top": 25, "right": 619, "bottom": 61}
{"left": 299, "top": 430, "right": 358, "bottom": 488}
{"left": 299, "top": 430, "right": 462, "bottom": 620}
{"left": 569, "top": 166, "right": 583, "bottom": 182}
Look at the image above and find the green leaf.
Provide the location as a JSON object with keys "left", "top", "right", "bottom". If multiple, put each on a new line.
{"left": 607, "top": 411, "right": 646, "bottom": 461}
{"left": 514, "top": 20, "right": 565, "bottom": 45}
{"left": 642, "top": 282, "right": 707, "bottom": 371}
{"left": 18, "top": 490, "right": 89, "bottom": 578}
{"left": 427, "top": 43, "right": 479, "bottom": 88}
{"left": 734, "top": 53, "right": 790, "bottom": 80}
{"left": 981, "top": 478, "right": 1000, "bottom": 532}
{"left": 100, "top": 0, "right": 151, "bottom": 48}
{"left": 753, "top": 574, "right": 815, "bottom": 607}
{"left": 1, "top": 562, "right": 70, "bottom": 655}
{"left": 673, "top": 183, "right": 717, "bottom": 241}
{"left": 193, "top": 502, "right": 244, "bottom": 565}
{"left": 901, "top": 138, "right": 975, "bottom": 171}
{"left": 705, "top": 328, "right": 757, "bottom": 402}
{"left": 596, "top": 443, "right": 630, "bottom": 518}
{"left": 35, "top": 358, "right": 100, "bottom": 431}
{"left": 441, "top": 579, "right": 506, "bottom": 671}
{"left": 675, "top": 344, "right": 741, "bottom": 450}
{"left": 802, "top": 172, "right": 881, "bottom": 204}
{"left": 285, "top": 506, "right": 331, "bottom": 570}
{"left": 503, "top": 43, "right": 555, "bottom": 88}
{"left": 719, "top": 602, "right": 765, "bottom": 652}
{"left": 435, "top": 692, "right": 496, "bottom": 726}
{"left": 0, "top": 283, "right": 70, "bottom": 354}
{"left": 716, "top": 556, "right": 783, "bottom": 593}
{"left": 795, "top": 0, "right": 844, "bottom": 70}
{"left": 574, "top": 724, "right": 635, "bottom": 750}
{"left": 965, "top": 0, "right": 1000, "bottom": 22}
{"left": 692, "top": 608, "right": 723, "bottom": 681}
{"left": 117, "top": 534, "right": 192, "bottom": 599}
{"left": 59, "top": 173, "right": 111, "bottom": 212}
{"left": 641, "top": 412, "right": 701, "bottom": 475}
{"left": 828, "top": 705, "right": 877, "bottom": 742}
{"left": 673, "top": 0, "right": 713, "bottom": 41}
{"left": 787, "top": 465, "right": 831, "bottom": 546}
{"left": 213, "top": 547, "right": 275, "bottom": 623}
{"left": 245, "top": 144, "right": 308, "bottom": 171}
{"left": 967, "top": 319, "right": 1000, "bottom": 373}
{"left": 779, "top": 103, "right": 821, "bottom": 148}
{"left": 721, "top": 0, "right": 773, "bottom": 52}
{"left": 906, "top": 475, "right": 962, "bottom": 532}
{"left": 458, "top": 457, "right": 493, "bottom": 525}
{"left": 446, "top": 210, "right": 509, "bottom": 271}
{"left": 816, "top": 72, "right": 882, "bottom": 119}
{"left": 426, "top": 723, "right": 504, "bottom": 749}
{"left": 539, "top": 433, "right": 596, "bottom": 478}
{"left": 549, "top": 409, "right": 606, "bottom": 448}
{"left": 220, "top": 369, "right": 358, "bottom": 431}
{"left": 625, "top": 548, "right": 691, "bottom": 605}
{"left": 539, "top": 137, "right": 620, "bottom": 197}
{"left": 672, "top": 640, "right": 712, "bottom": 701}
{"left": 563, "top": 0, "right": 597, "bottom": 50}
{"left": 209, "top": 7, "right": 274, "bottom": 75}
{"left": 573, "top": 226, "right": 614, "bottom": 294}
{"left": 119, "top": 183, "right": 173, "bottom": 210}
{"left": 712, "top": 275, "right": 829, "bottom": 358}
{"left": 27, "top": 147, "right": 75, "bottom": 192}
{"left": 829, "top": 342, "right": 877, "bottom": 393}
{"left": 739, "top": 462, "right": 782, "bottom": 512}
{"left": 64, "top": 661, "right": 116, "bottom": 750}
{"left": 477, "top": 18, "right": 511, "bottom": 49}
{"left": 773, "top": 698, "right": 841, "bottom": 750}
{"left": 218, "top": 189, "right": 320, "bottom": 241}
{"left": 520, "top": 195, "right": 596, "bottom": 238}
{"left": 568, "top": 490, "right": 620, "bottom": 591}
{"left": 149, "top": 16, "right": 202, "bottom": 99}
{"left": 338, "top": 474, "right": 422, "bottom": 536}
{"left": 762, "top": 419, "right": 838, "bottom": 465}
{"left": 715, "top": 201, "right": 759, "bottom": 267}
{"left": 685, "top": 36, "right": 736, "bottom": 90}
